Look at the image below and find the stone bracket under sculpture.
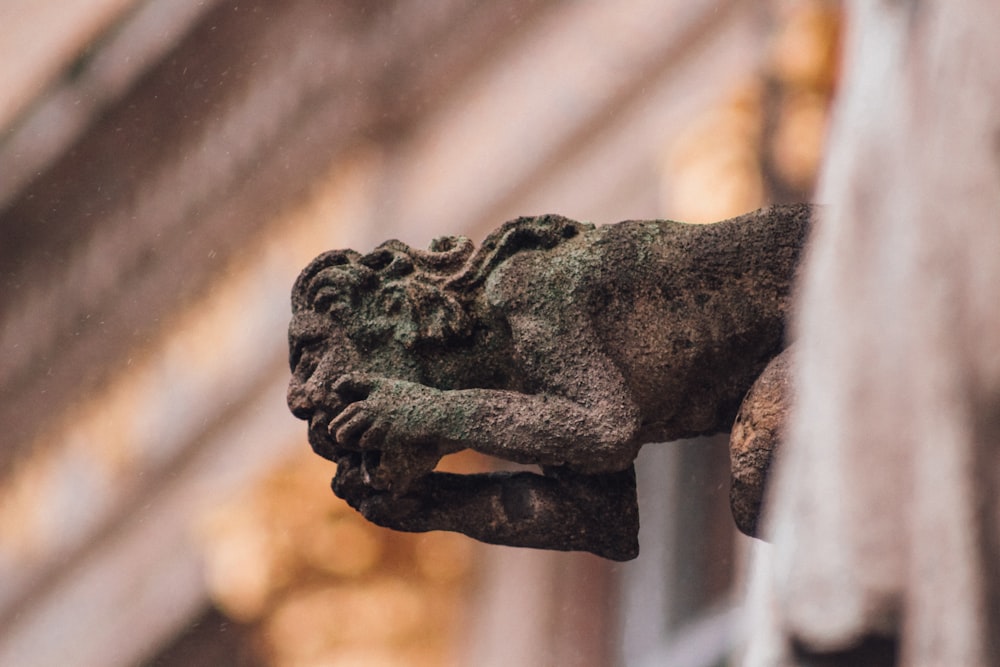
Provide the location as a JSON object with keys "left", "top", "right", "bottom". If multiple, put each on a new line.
{"left": 287, "top": 204, "right": 809, "bottom": 560}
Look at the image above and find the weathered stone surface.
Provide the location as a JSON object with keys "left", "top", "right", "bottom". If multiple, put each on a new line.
{"left": 288, "top": 205, "right": 810, "bottom": 560}
{"left": 730, "top": 346, "right": 792, "bottom": 538}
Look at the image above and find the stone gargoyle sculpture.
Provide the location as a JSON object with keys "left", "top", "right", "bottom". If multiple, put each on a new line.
{"left": 287, "top": 204, "right": 810, "bottom": 560}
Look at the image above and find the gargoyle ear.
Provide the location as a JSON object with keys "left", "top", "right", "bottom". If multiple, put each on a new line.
{"left": 417, "top": 291, "right": 471, "bottom": 344}
{"left": 368, "top": 285, "right": 422, "bottom": 349}
{"left": 377, "top": 282, "right": 471, "bottom": 348}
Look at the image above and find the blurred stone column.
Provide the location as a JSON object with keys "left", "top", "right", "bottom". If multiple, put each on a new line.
{"left": 746, "top": 1, "right": 1000, "bottom": 665}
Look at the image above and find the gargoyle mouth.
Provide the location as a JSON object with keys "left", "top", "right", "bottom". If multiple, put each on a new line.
{"left": 307, "top": 414, "right": 339, "bottom": 460}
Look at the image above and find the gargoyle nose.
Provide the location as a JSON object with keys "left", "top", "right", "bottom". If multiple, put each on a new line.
{"left": 286, "top": 378, "right": 313, "bottom": 420}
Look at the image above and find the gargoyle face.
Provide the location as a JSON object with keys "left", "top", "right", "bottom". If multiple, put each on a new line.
{"left": 287, "top": 310, "right": 359, "bottom": 460}
{"left": 287, "top": 309, "right": 423, "bottom": 461}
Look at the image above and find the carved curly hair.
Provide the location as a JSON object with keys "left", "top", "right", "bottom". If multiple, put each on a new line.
{"left": 291, "top": 214, "right": 591, "bottom": 348}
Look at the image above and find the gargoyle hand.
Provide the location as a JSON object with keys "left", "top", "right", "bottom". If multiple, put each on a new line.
{"left": 327, "top": 373, "right": 449, "bottom": 492}
{"left": 331, "top": 454, "right": 641, "bottom": 560}
{"left": 331, "top": 451, "right": 427, "bottom": 524}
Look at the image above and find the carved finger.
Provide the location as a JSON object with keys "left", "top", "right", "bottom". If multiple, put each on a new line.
{"left": 330, "top": 405, "right": 374, "bottom": 448}
{"left": 331, "top": 372, "right": 375, "bottom": 404}
{"left": 328, "top": 401, "right": 362, "bottom": 435}
{"left": 358, "top": 422, "right": 388, "bottom": 450}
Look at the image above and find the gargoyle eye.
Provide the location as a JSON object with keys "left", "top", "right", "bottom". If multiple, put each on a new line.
{"left": 314, "top": 286, "right": 350, "bottom": 313}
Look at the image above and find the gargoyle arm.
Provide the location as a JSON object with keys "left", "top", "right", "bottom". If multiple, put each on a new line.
{"left": 332, "top": 452, "right": 639, "bottom": 561}
{"left": 329, "top": 309, "right": 643, "bottom": 475}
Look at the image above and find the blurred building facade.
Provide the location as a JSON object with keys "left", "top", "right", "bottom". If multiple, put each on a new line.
{"left": 0, "top": 1, "right": 837, "bottom": 665}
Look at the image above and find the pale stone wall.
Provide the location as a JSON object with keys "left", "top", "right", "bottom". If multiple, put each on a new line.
{"left": 747, "top": 1, "right": 1000, "bottom": 665}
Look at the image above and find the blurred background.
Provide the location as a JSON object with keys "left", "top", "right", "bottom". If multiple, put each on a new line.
{"left": 0, "top": 1, "right": 838, "bottom": 665}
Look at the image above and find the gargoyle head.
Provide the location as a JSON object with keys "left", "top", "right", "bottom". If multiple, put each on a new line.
{"left": 291, "top": 235, "right": 477, "bottom": 349}
{"left": 287, "top": 236, "right": 478, "bottom": 461}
